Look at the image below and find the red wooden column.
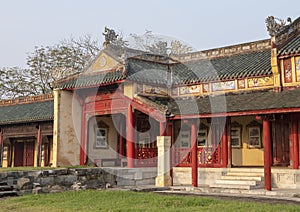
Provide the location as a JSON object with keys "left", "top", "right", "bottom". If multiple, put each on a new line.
{"left": 167, "top": 122, "right": 174, "bottom": 186}
{"left": 80, "top": 105, "right": 86, "bottom": 165}
{"left": 263, "top": 118, "right": 272, "bottom": 191}
{"left": 191, "top": 120, "right": 198, "bottom": 187}
{"left": 221, "top": 117, "right": 228, "bottom": 168}
{"left": 160, "top": 122, "right": 166, "bottom": 136}
{"left": 226, "top": 117, "right": 232, "bottom": 168}
{"left": 126, "top": 104, "right": 135, "bottom": 168}
{"left": 37, "top": 125, "right": 42, "bottom": 167}
{"left": 119, "top": 116, "right": 125, "bottom": 157}
{"left": 292, "top": 117, "right": 299, "bottom": 169}
{"left": 0, "top": 129, "right": 3, "bottom": 167}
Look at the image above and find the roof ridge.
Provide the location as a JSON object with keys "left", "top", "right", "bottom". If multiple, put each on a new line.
{"left": 0, "top": 94, "right": 53, "bottom": 107}
{"left": 172, "top": 39, "right": 271, "bottom": 62}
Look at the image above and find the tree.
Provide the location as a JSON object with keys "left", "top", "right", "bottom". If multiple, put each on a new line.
{"left": 128, "top": 30, "right": 193, "bottom": 55}
{"left": 0, "top": 35, "right": 101, "bottom": 99}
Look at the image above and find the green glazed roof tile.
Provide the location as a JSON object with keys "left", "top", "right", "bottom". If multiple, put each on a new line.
{"left": 278, "top": 35, "right": 300, "bottom": 56}
{"left": 169, "top": 89, "right": 300, "bottom": 115}
{"left": 0, "top": 100, "right": 54, "bottom": 125}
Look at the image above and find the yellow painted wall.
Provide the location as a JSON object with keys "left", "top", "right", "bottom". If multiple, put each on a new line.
{"left": 231, "top": 116, "right": 264, "bottom": 166}
{"left": 53, "top": 89, "right": 81, "bottom": 167}
{"left": 91, "top": 53, "right": 120, "bottom": 72}
{"left": 87, "top": 115, "right": 119, "bottom": 164}
{"left": 124, "top": 82, "right": 133, "bottom": 99}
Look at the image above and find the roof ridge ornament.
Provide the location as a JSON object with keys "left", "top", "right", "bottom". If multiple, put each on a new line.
{"left": 265, "top": 16, "right": 292, "bottom": 37}
{"left": 102, "top": 27, "right": 119, "bottom": 47}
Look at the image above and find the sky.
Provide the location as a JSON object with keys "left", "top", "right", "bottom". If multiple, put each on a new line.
{"left": 0, "top": 0, "right": 299, "bottom": 68}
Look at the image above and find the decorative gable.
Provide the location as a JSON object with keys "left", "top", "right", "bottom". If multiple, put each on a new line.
{"left": 86, "top": 52, "right": 121, "bottom": 73}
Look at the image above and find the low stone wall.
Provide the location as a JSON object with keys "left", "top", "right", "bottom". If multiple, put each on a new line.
{"left": 0, "top": 167, "right": 157, "bottom": 195}
{"left": 271, "top": 168, "right": 300, "bottom": 189}
{"left": 173, "top": 167, "right": 226, "bottom": 186}
{"left": 173, "top": 167, "right": 300, "bottom": 189}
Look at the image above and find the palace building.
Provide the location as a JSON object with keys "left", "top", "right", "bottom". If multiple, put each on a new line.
{"left": 1, "top": 16, "right": 300, "bottom": 191}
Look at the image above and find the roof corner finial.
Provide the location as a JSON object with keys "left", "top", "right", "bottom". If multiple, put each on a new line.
{"left": 265, "top": 16, "right": 291, "bottom": 37}
{"left": 102, "top": 27, "right": 118, "bottom": 47}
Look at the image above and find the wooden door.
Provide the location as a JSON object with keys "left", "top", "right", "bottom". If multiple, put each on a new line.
{"left": 24, "top": 142, "right": 34, "bottom": 166}
{"left": 43, "top": 143, "right": 49, "bottom": 166}
{"left": 273, "top": 117, "right": 290, "bottom": 166}
{"left": 14, "top": 142, "right": 24, "bottom": 167}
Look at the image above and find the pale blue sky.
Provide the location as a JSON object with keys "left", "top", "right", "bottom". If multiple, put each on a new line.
{"left": 0, "top": 0, "right": 299, "bottom": 68}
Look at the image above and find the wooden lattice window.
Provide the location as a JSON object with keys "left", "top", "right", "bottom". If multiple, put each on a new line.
{"left": 197, "top": 123, "right": 208, "bottom": 147}
{"left": 246, "top": 120, "right": 262, "bottom": 148}
{"left": 94, "top": 121, "right": 109, "bottom": 148}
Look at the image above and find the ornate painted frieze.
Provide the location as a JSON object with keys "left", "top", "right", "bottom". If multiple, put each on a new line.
{"left": 211, "top": 81, "right": 235, "bottom": 92}
{"left": 295, "top": 57, "right": 300, "bottom": 82}
{"left": 144, "top": 85, "right": 168, "bottom": 95}
{"left": 248, "top": 76, "right": 274, "bottom": 88}
{"left": 179, "top": 85, "right": 201, "bottom": 95}
{"left": 283, "top": 58, "right": 292, "bottom": 83}
{"left": 238, "top": 79, "right": 246, "bottom": 89}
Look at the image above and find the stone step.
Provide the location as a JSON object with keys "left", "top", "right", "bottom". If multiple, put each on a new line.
{"left": 209, "top": 184, "right": 252, "bottom": 190}
{"left": 215, "top": 179, "right": 257, "bottom": 186}
{"left": 228, "top": 168, "right": 264, "bottom": 173}
{"left": 0, "top": 182, "right": 8, "bottom": 186}
{"left": 0, "top": 185, "right": 14, "bottom": 191}
{"left": 226, "top": 172, "right": 264, "bottom": 177}
{"left": 221, "top": 175, "right": 262, "bottom": 181}
{"left": 0, "top": 190, "right": 18, "bottom": 198}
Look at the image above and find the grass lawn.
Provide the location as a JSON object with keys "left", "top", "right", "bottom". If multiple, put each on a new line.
{"left": 1, "top": 190, "right": 299, "bottom": 212}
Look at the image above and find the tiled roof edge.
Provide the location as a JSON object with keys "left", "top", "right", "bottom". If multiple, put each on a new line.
{"left": 0, "top": 94, "right": 53, "bottom": 107}
{"left": 171, "top": 39, "right": 271, "bottom": 62}
{"left": 0, "top": 116, "right": 54, "bottom": 125}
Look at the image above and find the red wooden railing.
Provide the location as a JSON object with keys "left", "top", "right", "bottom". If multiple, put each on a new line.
{"left": 172, "top": 145, "right": 222, "bottom": 167}
{"left": 134, "top": 145, "right": 222, "bottom": 168}
{"left": 135, "top": 147, "right": 158, "bottom": 167}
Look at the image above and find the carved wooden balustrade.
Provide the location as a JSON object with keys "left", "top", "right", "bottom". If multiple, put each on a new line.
{"left": 172, "top": 145, "right": 221, "bottom": 167}
{"left": 135, "top": 147, "right": 158, "bottom": 167}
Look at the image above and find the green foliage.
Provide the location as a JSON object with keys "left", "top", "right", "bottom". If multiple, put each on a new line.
{"left": 0, "top": 35, "right": 100, "bottom": 99}
{"left": 1, "top": 190, "right": 299, "bottom": 211}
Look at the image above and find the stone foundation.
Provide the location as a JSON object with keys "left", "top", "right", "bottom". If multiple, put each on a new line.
{"left": 173, "top": 167, "right": 300, "bottom": 189}
{"left": 0, "top": 167, "right": 157, "bottom": 195}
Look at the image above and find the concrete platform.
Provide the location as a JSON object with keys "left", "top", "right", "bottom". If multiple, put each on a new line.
{"left": 125, "top": 185, "right": 300, "bottom": 204}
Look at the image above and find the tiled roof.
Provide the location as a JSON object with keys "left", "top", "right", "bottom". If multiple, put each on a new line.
{"left": 278, "top": 35, "right": 300, "bottom": 56}
{"left": 125, "top": 49, "right": 271, "bottom": 86}
{"left": 0, "top": 100, "right": 54, "bottom": 125}
{"left": 55, "top": 70, "right": 125, "bottom": 89}
{"left": 169, "top": 89, "right": 300, "bottom": 115}
{"left": 55, "top": 46, "right": 272, "bottom": 89}
{"left": 126, "top": 58, "right": 169, "bottom": 85}
{"left": 172, "top": 50, "right": 272, "bottom": 85}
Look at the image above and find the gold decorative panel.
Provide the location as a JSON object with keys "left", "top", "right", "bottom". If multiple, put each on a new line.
{"left": 248, "top": 77, "right": 274, "bottom": 88}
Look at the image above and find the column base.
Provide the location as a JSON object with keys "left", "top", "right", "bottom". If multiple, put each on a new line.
{"left": 155, "top": 175, "right": 172, "bottom": 187}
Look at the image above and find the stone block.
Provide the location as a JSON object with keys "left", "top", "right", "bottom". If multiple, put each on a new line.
{"left": 85, "top": 179, "right": 103, "bottom": 189}
{"left": 136, "top": 179, "right": 155, "bottom": 186}
{"left": 155, "top": 175, "right": 171, "bottom": 187}
{"left": 55, "top": 175, "right": 77, "bottom": 186}
{"left": 50, "top": 185, "right": 65, "bottom": 192}
{"left": 17, "top": 177, "right": 32, "bottom": 190}
{"left": 55, "top": 169, "right": 68, "bottom": 175}
{"left": 75, "top": 169, "right": 87, "bottom": 176}
{"left": 117, "top": 179, "right": 136, "bottom": 186}
{"left": 32, "top": 187, "right": 43, "bottom": 194}
{"left": 38, "top": 177, "right": 55, "bottom": 186}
